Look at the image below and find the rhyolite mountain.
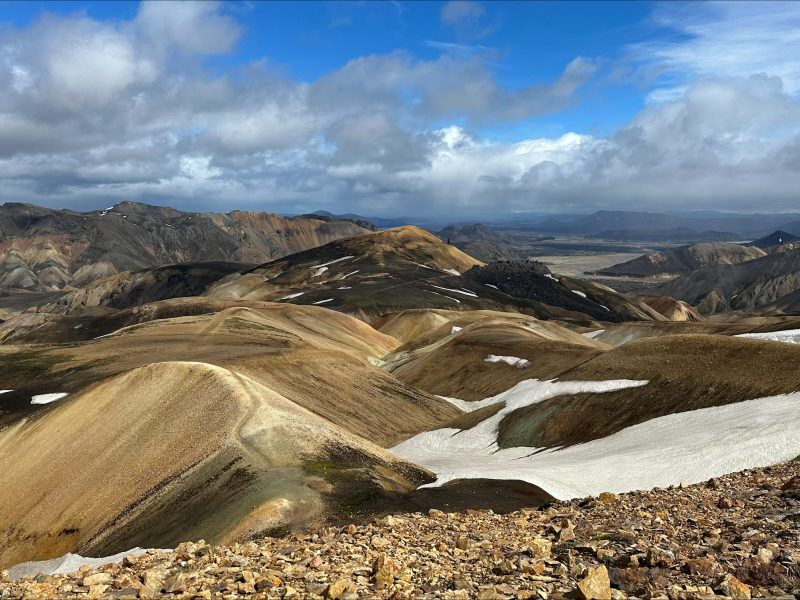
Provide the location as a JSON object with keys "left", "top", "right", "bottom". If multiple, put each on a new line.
{"left": 206, "top": 227, "right": 663, "bottom": 324}
{"left": 657, "top": 246, "right": 800, "bottom": 314}
{"left": 593, "top": 242, "right": 766, "bottom": 280}
{"left": 0, "top": 202, "right": 372, "bottom": 291}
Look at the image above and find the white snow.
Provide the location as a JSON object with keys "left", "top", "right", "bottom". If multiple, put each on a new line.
{"left": 484, "top": 355, "right": 531, "bottom": 368}
{"left": 312, "top": 256, "right": 354, "bottom": 269}
{"left": 311, "top": 266, "right": 328, "bottom": 277}
{"left": 0, "top": 390, "right": 12, "bottom": 395}
{"left": 601, "top": 305, "right": 610, "bottom": 312}
{"left": 7, "top": 548, "right": 161, "bottom": 580}
{"left": 442, "top": 268, "right": 461, "bottom": 276}
{"left": 736, "top": 329, "right": 800, "bottom": 345}
{"left": 30, "top": 393, "right": 68, "bottom": 405}
{"left": 393, "top": 379, "right": 800, "bottom": 500}
{"left": 430, "top": 285, "right": 478, "bottom": 297}
{"left": 485, "top": 284, "right": 498, "bottom": 289}
{"left": 337, "top": 286, "right": 352, "bottom": 290}
{"left": 414, "top": 263, "right": 433, "bottom": 270}
{"left": 427, "top": 290, "right": 461, "bottom": 304}
{"left": 339, "top": 270, "right": 360, "bottom": 280}
{"left": 450, "top": 326, "right": 462, "bottom": 334}
{"left": 582, "top": 329, "right": 605, "bottom": 339}
{"left": 544, "top": 274, "right": 559, "bottom": 281}
{"left": 312, "top": 298, "right": 334, "bottom": 305}
{"left": 439, "top": 396, "right": 481, "bottom": 412}
{"left": 278, "top": 292, "right": 305, "bottom": 300}
{"left": 571, "top": 289, "right": 587, "bottom": 298}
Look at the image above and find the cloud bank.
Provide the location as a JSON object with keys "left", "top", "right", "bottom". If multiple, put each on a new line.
{"left": 1, "top": 1, "right": 799, "bottom": 216}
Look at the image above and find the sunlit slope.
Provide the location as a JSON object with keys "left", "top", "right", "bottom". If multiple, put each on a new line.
{"left": 0, "top": 362, "right": 433, "bottom": 568}
{"left": 0, "top": 301, "right": 459, "bottom": 444}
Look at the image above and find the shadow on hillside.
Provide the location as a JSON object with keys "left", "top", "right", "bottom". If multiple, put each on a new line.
{"left": 331, "top": 478, "right": 555, "bottom": 523}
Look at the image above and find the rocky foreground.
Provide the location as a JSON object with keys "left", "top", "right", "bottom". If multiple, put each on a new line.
{"left": 2, "top": 462, "right": 799, "bottom": 600}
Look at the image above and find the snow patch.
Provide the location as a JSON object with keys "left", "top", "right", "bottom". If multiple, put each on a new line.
{"left": 427, "top": 290, "right": 461, "bottom": 304}
{"left": 439, "top": 396, "right": 480, "bottom": 412}
{"left": 312, "top": 298, "right": 334, "bottom": 305}
{"left": 571, "top": 289, "right": 587, "bottom": 298}
{"left": 582, "top": 329, "right": 605, "bottom": 339}
{"left": 485, "top": 283, "right": 498, "bottom": 289}
{"left": 337, "top": 286, "right": 352, "bottom": 290}
{"left": 736, "top": 329, "right": 800, "bottom": 345}
{"left": 544, "top": 274, "right": 559, "bottom": 282}
{"left": 484, "top": 355, "right": 531, "bottom": 368}
{"left": 31, "top": 393, "right": 68, "bottom": 405}
{"left": 393, "top": 379, "right": 800, "bottom": 500}
{"left": 312, "top": 256, "right": 354, "bottom": 269}
{"left": 311, "top": 266, "right": 328, "bottom": 277}
{"left": 450, "top": 326, "right": 462, "bottom": 334}
{"left": 340, "top": 270, "right": 360, "bottom": 280}
{"left": 0, "top": 390, "right": 12, "bottom": 395}
{"left": 442, "top": 268, "right": 461, "bottom": 276}
{"left": 7, "top": 548, "right": 164, "bottom": 580}
{"left": 430, "top": 285, "right": 477, "bottom": 298}
{"left": 279, "top": 292, "right": 305, "bottom": 300}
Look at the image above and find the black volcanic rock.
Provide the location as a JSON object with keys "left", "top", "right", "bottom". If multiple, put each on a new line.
{"left": 749, "top": 230, "right": 800, "bottom": 249}
{"left": 464, "top": 261, "right": 659, "bottom": 323}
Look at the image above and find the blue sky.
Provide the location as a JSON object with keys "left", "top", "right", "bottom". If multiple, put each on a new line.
{"left": 1, "top": 1, "right": 799, "bottom": 216}
{"left": 1, "top": 0, "right": 654, "bottom": 135}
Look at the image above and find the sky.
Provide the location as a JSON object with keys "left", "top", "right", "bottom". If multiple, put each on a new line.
{"left": 1, "top": 0, "right": 800, "bottom": 216}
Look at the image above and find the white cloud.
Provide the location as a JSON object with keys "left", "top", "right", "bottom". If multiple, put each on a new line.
{"left": 441, "top": 1, "right": 484, "bottom": 28}
{"left": 135, "top": 0, "right": 242, "bottom": 55}
{"left": 0, "top": 1, "right": 799, "bottom": 216}
{"left": 637, "top": 1, "right": 800, "bottom": 98}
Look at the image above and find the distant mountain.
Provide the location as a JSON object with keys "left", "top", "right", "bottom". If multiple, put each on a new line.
{"left": 593, "top": 242, "right": 766, "bottom": 279}
{"left": 0, "top": 202, "right": 372, "bottom": 291}
{"left": 436, "top": 223, "right": 528, "bottom": 261}
{"left": 523, "top": 210, "right": 798, "bottom": 240}
{"left": 657, "top": 246, "right": 800, "bottom": 314}
{"left": 593, "top": 228, "right": 739, "bottom": 243}
{"left": 310, "top": 210, "right": 416, "bottom": 230}
{"left": 748, "top": 230, "right": 800, "bottom": 249}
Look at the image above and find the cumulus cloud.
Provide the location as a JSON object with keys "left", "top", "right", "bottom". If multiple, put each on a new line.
{"left": 0, "top": 1, "right": 799, "bottom": 216}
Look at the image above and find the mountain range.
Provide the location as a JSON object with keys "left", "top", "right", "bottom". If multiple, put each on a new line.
{"left": 1, "top": 201, "right": 800, "bottom": 598}
{"left": 0, "top": 202, "right": 371, "bottom": 292}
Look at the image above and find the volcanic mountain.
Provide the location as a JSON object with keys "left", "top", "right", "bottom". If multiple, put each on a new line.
{"left": 436, "top": 223, "right": 524, "bottom": 261}
{"left": 0, "top": 201, "right": 371, "bottom": 291}
{"left": 206, "top": 226, "right": 663, "bottom": 324}
{"left": 656, "top": 246, "right": 800, "bottom": 314}
{"left": 749, "top": 230, "right": 800, "bottom": 249}
{"left": 592, "top": 242, "right": 765, "bottom": 280}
